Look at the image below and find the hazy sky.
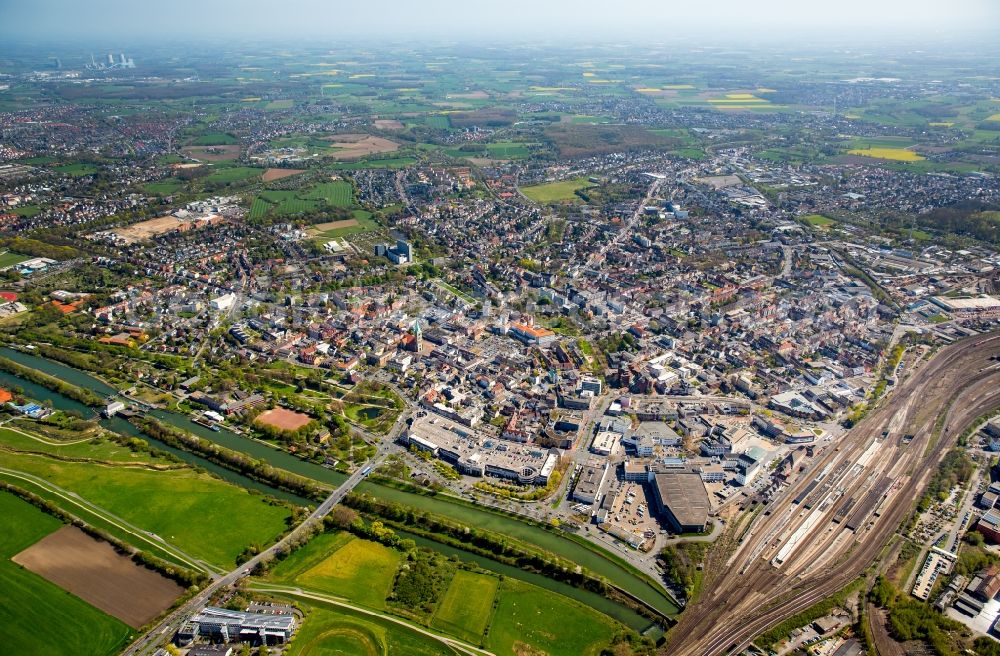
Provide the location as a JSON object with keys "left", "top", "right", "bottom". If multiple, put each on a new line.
{"left": 2, "top": 0, "right": 998, "bottom": 43}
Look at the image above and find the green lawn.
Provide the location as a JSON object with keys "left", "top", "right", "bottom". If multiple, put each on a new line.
{"left": 487, "top": 578, "right": 618, "bottom": 656}
{"left": 266, "top": 99, "right": 295, "bottom": 110}
{"left": 269, "top": 532, "right": 400, "bottom": 609}
{"left": 313, "top": 212, "right": 379, "bottom": 239}
{"left": 189, "top": 132, "right": 237, "bottom": 146}
{"left": 485, "top": 142, "right": 533, "bottom": 158}
{"left": 54, "top": 163, "right": 99, "bottom": 177}
{"left": 329, "top": 157, "right": 416, "bottom": 171}
{"left": 144, "top": 179, "right": 184, "bottom": 195}
{"left": 0, "top": 492, "right": 132, "bottom": 656}
{"left": 0, "top": 251, "right": 30, "bottom": 268}
{"left": 287, "top": 603, "right": 461, "bottom": 656}
{"left": 204, "top": 166, "right": 263, "bottom": 184}
{"left": 430, "top": 570, "right": 498, "bottom": 644}
{"left": 0, "top": 448, "right": 292, "bottom": 567}
{"left": 801, "top": 214, "right": 835, "bottom": 227}
{"left": 425, "top": 115, "right": 451, "bottom": 129}
{"left": 521, "top": 177, "right": 595, "bottom": 203}
{"left": 11, "top": 205, "right": 42, "bottom": 217}
{"left": 306, "top": 181, "right": 355, "bottom": 207}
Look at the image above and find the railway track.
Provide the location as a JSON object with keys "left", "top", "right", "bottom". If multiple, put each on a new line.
{"left": 667, "top": 331, "right": 1000, "bottom": 656}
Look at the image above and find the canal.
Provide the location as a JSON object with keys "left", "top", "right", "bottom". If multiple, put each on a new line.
{"left": 0, "top": 347, "right": 678, "bottom": 616}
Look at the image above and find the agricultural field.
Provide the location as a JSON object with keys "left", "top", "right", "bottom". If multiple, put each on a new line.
{"left": 189, "top": 132, "right": 237, "bottom": 145}
{"left": 487, "top": 578, "right": 619, "bottom": 656}
{"left": 266, "top": 99, "right": 295, "bottom": 110}
{"left": 268, "top": 532, "right": 400, "bottom": 609}
{"left": 521, "top": 177, "right": 595, "bottom": 203}
{"left": 262, "top": 168, "right": 306, "bottom": 182}
{"left": 330, "top": 156, "right": 417, "bottom": 170}
{"left": 0, "top": 446, "right": 292, "bottom": 567}
{"left": 430, "top": 570, "right": 499, "bottom": 644}
{"left": 287, "top": 603, "right": 462, "bottom": 656}
{"left": 323, "top": 134, "right": 399, "bottom": 160}
{"left": 846, "top": 146, "right": 926, "bottom": 162}
{"left": 425, "top": 115, "right": 451, "bottom": 129}
{"left": 13, "top": 525, "right": 184, "bottom": 628}
{"left": 180, "top": 144, "right": 242, "bottom": 161}
{"left": 0, "top": 492, "right": 132, "bottom": 656}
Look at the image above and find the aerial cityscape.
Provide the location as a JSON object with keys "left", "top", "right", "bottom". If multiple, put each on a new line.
{"left": 1, "top": 1, "right": 999, "bottom": 655}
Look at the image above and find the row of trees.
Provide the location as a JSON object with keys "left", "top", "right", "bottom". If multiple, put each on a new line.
{"left": 0, "top": 355, "right": 105, "bottom": 407}
{"left": 133, "top": 416, "right": 326, "bottom": 503}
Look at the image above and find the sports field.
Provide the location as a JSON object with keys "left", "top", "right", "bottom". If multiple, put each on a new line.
{"left": 430, "top": 570, "right": 498, "bottom": 644}
{"left": 487, "top": 578, "right": 619, "bottom": 656}
{"left": 311, "top": 212, "right": 379, "bottom": 239}
{"left": 520, "top": 177, "right": 594, "bottom": 203}
{"left": 0, "top": 447, "right": 292, "bottom": 567}
{"left": 0, "top": 251, "right": 30, "bottom": 268}
{"left": 0, "top": 492, "right": 131, "bottom": 656}
{"left": 801, "top": 214, "right": 836, "bottom": 227}
{"left": 13, "top": 525, "right": 183, "bottom": 628}
{"left": 269, "top": 532, "right": 401, "bottom": 609}
{"left": 257, "top": 407, "right": 313, "bottom": 431}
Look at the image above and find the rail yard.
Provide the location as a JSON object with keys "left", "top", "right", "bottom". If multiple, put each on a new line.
{"left": 669, "top": 331, "right": 1000, "bottom": 656}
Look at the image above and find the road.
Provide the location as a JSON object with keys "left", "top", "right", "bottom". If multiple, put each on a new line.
{"left": 587, "top": 177, "right": 663, "bottom": 268}
{"left": 667, "top": 330, "right": 1000, "bottom": 656}
{"left": 120, "top": 451, "right": 387, "bottom": 656}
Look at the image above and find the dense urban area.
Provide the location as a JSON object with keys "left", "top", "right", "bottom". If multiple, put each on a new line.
{"left": 0, "top": 29, "right": 999, "bottom": 656}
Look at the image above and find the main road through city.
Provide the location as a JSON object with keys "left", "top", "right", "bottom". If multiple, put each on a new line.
{"left": 667, "top": 330, "right": 1000, "bottom": 656}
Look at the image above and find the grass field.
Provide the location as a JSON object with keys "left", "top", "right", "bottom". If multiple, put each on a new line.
{"left": 269, "top": 532, "right": 400, "bottom": 609}
{"left": 484, "top": 142, "right": 533, "bottom": 158}
{"left": 801, "top": 214, "right": 836, "bottom": 227}
{"left": 0, "top": 251, "right": 30, "bottom": 268}
{"left": 144, "top": 179, "right": 184, "bottom": 195}
{"left": 306, "top": 180, "right": 354, "bottom": 206}
{"left": 11, "top": 205, "right": 41, "bottom": 217}
{"left": 54, "top": 163, "right": 99, "bottom": 177}
{"left": 426, "top": 115, "right": 451, "bottom": 129}
{"left": 487, "top": 578, "right": 618, "bottom": 656}
{"left": 430, "top": 570, "right": 498, "bottom": 644}
{"left": 287, "top": 603, "right": 462, "bottom": 656}
{"left": 0, "top": 447, "right": 292, "bottom": 567}
{"left": 266, "top": 99, "right": 295, "bottom": 110}
{"left": 521, "top": 177, "right": 594, "bottom": 203}
{"left": 312, "top": 212, "right": 379, "bottom": 239}
{"left": 330, "top": 156, "right": 417, "bottom": 171}
{"left": 846, "top": 147, "right": 926, "bottom": 162}
{"left": 203, "top": 166, "right": 263, "bottom": 184}
{"left": 0, "top": 492, "right": 132, "bottom": 656}
{"left": 189, "top": 132, "right": 237, "bottom": 146}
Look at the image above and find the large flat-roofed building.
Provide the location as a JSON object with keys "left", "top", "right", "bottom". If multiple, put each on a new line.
{"left": 401, "top": 414, "right": 558, "bottom": 485}
{"left": 573, "top": 460, "right": 608, "bottom": 504}
{"left": 177, "top": 606, "right": 296, "bottom": 646}
{"left": 651, "top": 471, "right": 710, "bottom": 533}
{"left": 931, "top": 295, "right": 1000, "bottom": 319}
